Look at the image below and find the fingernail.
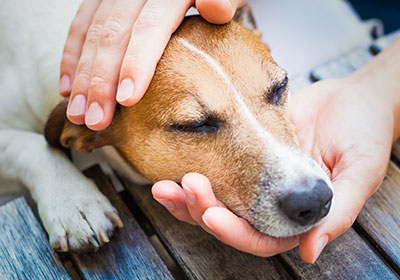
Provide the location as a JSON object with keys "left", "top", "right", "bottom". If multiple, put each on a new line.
{"left": 85, "top": 102, "right": 104, "bottom": 125}
{"left": 155, "top": 198, "right": 176, "bottom": 210}
{"left": 182, "top": 183, "right": 197, "bottom": 204}
{"left": 116, "top": 78, "right": 134, "bottom": 102}
{"left": 312, "top": 235, "right": 329, "bottom": 263}
{"left": 68, "top": 94, "right": 86, "bottom": 116}
{"left": 202, "top": 214, "right": 220, "bottom": 239}
{"left": 59, "top": 74, "right": 71, "bottom": 94}
{"left": 202, "top": 215, "right": 211, "bottom": 228}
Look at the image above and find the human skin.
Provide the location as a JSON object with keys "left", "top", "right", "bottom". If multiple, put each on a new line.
{"left": 60, "top": 0, "right": 245, "bottom": 131}
{"left": 152, "top": 37, "right": 400, "bottom": 263}
{"left": 60, "top": 0, "right": 400, "bottom": 263}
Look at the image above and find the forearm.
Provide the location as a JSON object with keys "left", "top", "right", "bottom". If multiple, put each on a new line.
{"left": 348, "top": 37, "right": 400, "bottom": 141}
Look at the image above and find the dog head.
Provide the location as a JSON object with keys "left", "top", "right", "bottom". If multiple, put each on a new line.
{"left": 46, "top": 16, "right": 332, "bottom": 238}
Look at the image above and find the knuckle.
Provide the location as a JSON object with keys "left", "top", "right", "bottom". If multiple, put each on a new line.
{"left": 75, "top": 70, "right": 91, "bottom": 84}
{"left": 61, "top": 51, "right": 78, "bottom": 68}
{"left": 123, "top": 52, "right": 145, "bottom": 70}
{"left": 135, "top": 9, "right": 162, "bottom": 30}
{"left": 88, "top": 75, "right": 113, "bottom": 95}
{"left": 77, "top": 69, "right": 91, "bottom": 80}
{"left": 100, "top": 19, "right": 126, "bottom": 46}
{"left": 86, "top": 23, "right": 103, "bottom": 44}
{"left": 90, "top": 75, "right": 112, "bottom": 87}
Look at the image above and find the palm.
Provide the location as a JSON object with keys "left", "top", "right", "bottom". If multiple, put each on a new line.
{"left": 290, "top": 79, "right": 393, "bottom": 262}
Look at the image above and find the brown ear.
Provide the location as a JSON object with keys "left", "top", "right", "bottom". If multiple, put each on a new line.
{"left": 44, "top": 99, "right": 113, "bottom": 153}
{"left": 233, "top": 4, "right": 262, "bottom": 38}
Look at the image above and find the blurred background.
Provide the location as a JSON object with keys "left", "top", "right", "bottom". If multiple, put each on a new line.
{"left": 248, "top": 0, "right": 400, "bottom": 92}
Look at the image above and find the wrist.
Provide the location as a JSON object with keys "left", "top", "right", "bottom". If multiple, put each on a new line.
{"left": 346, "top": 39, "right": 400, "bottom": 141}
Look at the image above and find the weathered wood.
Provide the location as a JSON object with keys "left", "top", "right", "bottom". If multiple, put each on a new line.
{"left": 121, "top": 177, "right": 285, "bottom": 280}
{"left": 281, "top": 228, "right": 397, "bottom": 279}
{"left": 356, "top": 161, "right": 400, "bottom": 272}
{"left": 0, "top": 197, "right": 71, "bottom": 280}
{"left": 71, "top": 166, "right": 173, "bottom": 280}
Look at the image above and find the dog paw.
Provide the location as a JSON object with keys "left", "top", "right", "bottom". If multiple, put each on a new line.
{"left": 38, "top": 183, "right": 123, "bottom": 253}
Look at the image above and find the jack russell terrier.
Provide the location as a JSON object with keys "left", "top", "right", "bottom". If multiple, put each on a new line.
{"left": 0, "top": 0, "right": 333, "bottom": 252}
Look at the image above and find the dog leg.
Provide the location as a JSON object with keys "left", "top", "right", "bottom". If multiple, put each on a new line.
{"left": 0, "top": 129, "right": 123, "bottom": 252}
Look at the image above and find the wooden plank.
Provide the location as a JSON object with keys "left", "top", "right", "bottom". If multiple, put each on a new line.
{"left": 70, "top": 166, "right": 173, "bottom": 280}
{"left": 120, "top": 177, "right": 286, "bottom": 280}
{"left": 356, "top": 161, "right": 400, "bottom": 272}
{"left": 0, "top": 197, "right": 71, "bottom": 280}
{"left": 281, "top": 228, "right": 397, "bottom": 279}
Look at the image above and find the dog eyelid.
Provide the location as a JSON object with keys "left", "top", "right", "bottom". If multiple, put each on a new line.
{"left": 170, "top": 115, "right": 222, "bottom": 134}
{"left": 266, "top": 75, "right": 288, "bottom": 105}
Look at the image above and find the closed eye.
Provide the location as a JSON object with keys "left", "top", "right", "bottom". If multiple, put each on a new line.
{"left": 267, "top": 76, "right": 288, "bottom": 104}
{"left": 171, "top": 116, "right": 222, "bottom": 133}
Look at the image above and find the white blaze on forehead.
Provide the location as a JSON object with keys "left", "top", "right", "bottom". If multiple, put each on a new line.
{"left": 175, "top": 38, "right": 330, "bottom": 184}
{"left": 176, "top": 38, "right": 271, "bottom": 146}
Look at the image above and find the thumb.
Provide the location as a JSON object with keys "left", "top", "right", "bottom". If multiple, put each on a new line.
{"left": 298, "top": 163, "right": 385, "bottom": 263}
{"left": 196, "top": 0, "right": 246, "bottom": 24}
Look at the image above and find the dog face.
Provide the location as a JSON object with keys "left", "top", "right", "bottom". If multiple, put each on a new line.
{"left": 49, "top": 17, "right": 332, "bottom": 238}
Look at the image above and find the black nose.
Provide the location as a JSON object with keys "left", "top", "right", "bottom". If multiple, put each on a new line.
{"left": 279, "top": 180, "right": 333, "bottom": 226}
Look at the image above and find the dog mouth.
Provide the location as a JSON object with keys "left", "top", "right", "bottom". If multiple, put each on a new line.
{"left": 246, "top": 187, "right": 333, "bottom": 239}
{"left": 262, "top": 213, "right": 330, "bottom": 242}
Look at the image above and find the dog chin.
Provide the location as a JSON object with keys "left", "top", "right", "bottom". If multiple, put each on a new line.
{"left": 258, "top": 213, "right": 331, "bottom": 239}
{"left": 260, "top": 224, "right": 313, "bottom": 239}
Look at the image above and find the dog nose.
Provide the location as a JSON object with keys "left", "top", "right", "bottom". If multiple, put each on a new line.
{"left": 279, "top": 180, "right": 333, "bottom": 226}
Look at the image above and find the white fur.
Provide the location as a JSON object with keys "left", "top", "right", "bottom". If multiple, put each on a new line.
{"left": 176, "top": 38, "right": 332, "bottom": 237}
{"left": 0, "top": 0, "right": 333, "bottom": 247}
{"left": 0, "top": 0, "right": 122, "bottom": 251}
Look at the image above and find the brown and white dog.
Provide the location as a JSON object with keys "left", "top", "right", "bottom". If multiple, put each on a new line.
{"left": 0, "top": 0, "right": 332, "bottom": 252}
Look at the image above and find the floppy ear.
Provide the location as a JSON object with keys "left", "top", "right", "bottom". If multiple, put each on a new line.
{"left": 44, "top": 99, "right": 114, "bottom": 153}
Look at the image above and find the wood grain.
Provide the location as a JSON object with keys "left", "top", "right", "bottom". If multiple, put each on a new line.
{"left": 71, "top": 166, "right": 173, "bottom": 280}
{"left": 356, "top": 161, "right": 400, "bottom": 272}
{"left": 121, "top": 177, "right": 287, "bottom": 280}
{"left": 281, "top": 228, "right": 397, "bottom": 279}
{"left": 121, "top": 174, "right": 399, "bottom": 280}
{"left": 0, "top": 197, "right": 71, "bottom": 280}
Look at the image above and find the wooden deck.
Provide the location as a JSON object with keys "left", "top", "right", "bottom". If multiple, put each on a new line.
{"left": 2, "top": 144, "right": 400, "bottom": 279}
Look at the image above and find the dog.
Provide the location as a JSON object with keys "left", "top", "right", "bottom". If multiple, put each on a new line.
{"left": 0, "top": 0, "right": 333, "bottom": 252}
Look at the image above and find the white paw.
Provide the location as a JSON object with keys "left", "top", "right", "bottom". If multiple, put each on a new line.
{"left": 38, "top": 180, "right": 123, "bottom": 252}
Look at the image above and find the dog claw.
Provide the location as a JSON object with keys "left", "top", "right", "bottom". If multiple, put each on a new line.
{"left": 58, "top": 236, "right": 68, "bottom": 252}
{"left": 99, "top": 229, "right": 110, "bottom": 243}
{"left": 88, "top": 236, "right": 99, "bottom": 249}
{"left": 110, "top": 212, "right": 124, "bottom": 228}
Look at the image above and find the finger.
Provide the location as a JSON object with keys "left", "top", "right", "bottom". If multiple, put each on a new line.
{"left": 202, "top": 207, "right": 299, "bottom": 257}
{"left": 195, "top": 0, "right": 246, "bottom": 24}
{"left": 67, "top": 0, "right": 115, "bottom": 125}
{"left": 84, "top": 0, "right": 146, "bottom": 130}
{"left": 59, "top": 0, "right": 102, "bottom": 96}
{"left": 151, "top": 180, "right": 197, "bottom": 225}
{"left": 181, "top": 173, "right": 225, "bottom": 226}
{"left": 299, "top": 163, "right": 385, "bottom": 264}
{"left": 116, "top": 0, "right": 193, "bottom": 107}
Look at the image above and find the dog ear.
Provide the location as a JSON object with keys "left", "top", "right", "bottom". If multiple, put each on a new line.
{"left": 44, "top": 99, "right": 113, "bottom": 153}
{"left": 233, "top": 4, "right": 262, "bottom": 38}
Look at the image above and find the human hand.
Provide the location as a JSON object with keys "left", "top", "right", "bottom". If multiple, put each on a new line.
{"left": 151, "top": 173, "right": 300, "bottom": 257}
{"left": 291, "top": 75, "right": 398, "bottom": 263}
{"left": 151, "top": 39, "right": 400, "bottom": 262}
{"left": 151, "top": 76, "right": 396, "bottom": 262}
{"left": 60, "top": 0, "right": 245, "bottom": 131}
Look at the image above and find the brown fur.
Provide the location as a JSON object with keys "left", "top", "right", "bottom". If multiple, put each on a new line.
{"left": 45, "top": 17, "right": 298, "bottom": 221}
